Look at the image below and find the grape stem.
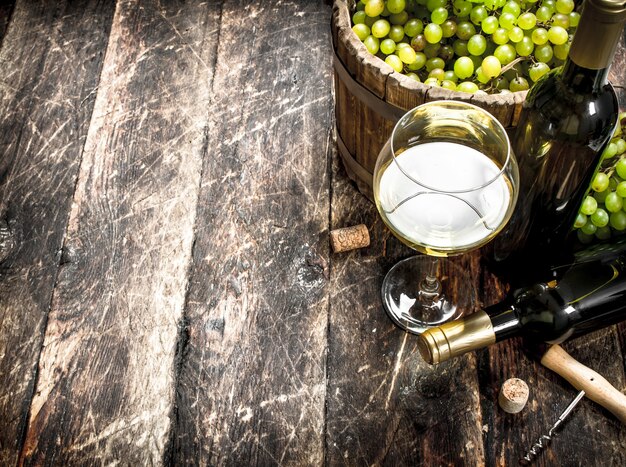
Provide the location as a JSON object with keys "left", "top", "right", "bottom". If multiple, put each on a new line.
{"left": 499, "top": 56, "right": 531, "bottom": 77}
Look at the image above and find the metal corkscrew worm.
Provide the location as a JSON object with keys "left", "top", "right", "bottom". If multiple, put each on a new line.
{"left": 520, "top": 390, "right": 586, "bottom": 465}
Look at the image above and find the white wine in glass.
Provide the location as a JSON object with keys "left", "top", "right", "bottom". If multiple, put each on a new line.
{"left": 373, "top": 101, "right": 519, "bottom": 334}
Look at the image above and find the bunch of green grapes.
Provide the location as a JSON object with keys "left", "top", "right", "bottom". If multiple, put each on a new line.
{"left": 350, "top": 0, "right": 579, "bottom": 93}
{"left": 574, "top": 113, "right": 626, "bottom": 245}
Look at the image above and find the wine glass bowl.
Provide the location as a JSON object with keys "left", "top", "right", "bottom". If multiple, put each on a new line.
{"left": 373, "top": 101, "right": 519, "bottom": 334}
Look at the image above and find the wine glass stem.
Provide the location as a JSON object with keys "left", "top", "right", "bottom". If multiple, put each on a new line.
{"left": 419, "top": 257, "right": 442, "bottom": 302}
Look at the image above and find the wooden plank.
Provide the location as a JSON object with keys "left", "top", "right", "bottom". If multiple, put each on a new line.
{"left": 0, "top": 2, "right": 114, "bottom": 464}
{"left": 326, "top": 151, "right": 487, "bottom": 464}
{"left": 167, "top": 1, "right": 333, "bottom": 464}
{"left": 17, "top": 0, "right": 220, "bottom": 463}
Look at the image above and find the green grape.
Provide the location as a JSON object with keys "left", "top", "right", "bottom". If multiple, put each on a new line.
{"left": 481, "top": 16, "right": 499, "bottom": 34}
{"left": 481, "top": 55, "right": 502, "bottom": 78}
{"left": 353, "top": 11, "right": 367, "bottom": 24}
{"left": 577, "top": 230, "right": 594, "bottom": 244}
{"left": 424, "top": 42, "right": 441, "bottom": 58}
{"left": 517, "top": 12, "right": 537, "bottom": 30}
{"left": 499, "top": 12, "right": 517, "bottom": 30}
{"left": 470, "top": 6, "right": 489, "bottom": 25}
{"left": 494, "top": 44, "right": 516, "bottom": 65}
{"left": 411, "top": 35, "right": 427, "bottom": 51}
{"left": 428, "top": 67, "right": 446, "bottom": 81}
{"left": 551, "top": 13, "right": 570, "bottom": 29}
{"left": 365, "top": 0, "right": 386, "bottom": 17}
{"left": 454, "top": 56, "right": 475, "bottom": 79}
{"left": 390, "top": 11, "right": 409, "bottom": 25}
{"left": 467, "top": 34, "right": 487, "bottom": 55}
{"left": 509, "top": 76, "right": 530, "bottom": 91}
{"left": 531, "top": 28, "right": 549, "bottom": 45}
{"left": 595, "top": 226, "right": 612, "bottom": 240}
{"left": 502, "top": 0, "right": 521, "bottom": 17}
{"left": 569, "top": 11, "right": 581, "bottom": 27}
{"left": 573, "top": 213, "right": 587, "bottom": 228}
{"left": 406, "top": 72, "right": 421, "bottom": 81}
{"left": 528, "top": 62, "right": 550, "bottom": 82}
{"left": 399, "top": 45, "right": 418, "bottom": 64}
{"left": 431, "top": 7, "right": 448, "bottom": 24}
{"left": 616, "top": 158, "right": 626, "bottom": 179}
{"left": 404, "top": 18, "right": 424, "bottom": 37}
{"left": 357, "top": 0, "right": 366, "bottom": 11}
{"left": 395, "top": 42, "right": 411, "bottom": 50}
{"left": 441, "top": 20, "right": 458, "bottom": 38}
{"left": 409, "top": 52, "right": 427, "bottom": 69}
{"left": 555, "top": 0, "right": 574, "bottom": 14}
{"left": 385, "top": 54, "right": 404, "bottom": 72}
{"left": 389, "top": 25, "right": 405, "bottom": 42}
{"left": 515, "top": 36, "right": 534, "bottom": 56}
{"left": 591, "top": 208, "right": 609, "bottom": 227}
{"left": 426, "top": 56, "right": 445, "bottom": 71}
{"left": 456, "top": 21, "right": 477, "bottom": 40}
{"left": 388, "top": 0, "right": 407, "bottom": 14}
{"left": 617, "top": 181, "right": 626, "bottom": 198}
{"left": 424, "top": 77, "right": 441, "bottom": 86}
{"left": 371, "top": 19, "right": 391, "bottom": 38}
{"left": 352, "top": 24, "right": 371, "bottom": 41}
{"left": 475, "top": 66, "right": 489, "bottom": 83}
{"left": 492, "top": 28, "right": 510, "bottom": 45}
{"left": 443, "top": 70, "right": 458, "bottom": 82}
{"left": 609, "top": 176, "right": 619, "bottom": 190}
{"left": 594, "top": 189, "right": 610, "bottom": 204}
{"left": 381, "top": 5, "right": 391, "bottom": 16}
{"left": 543, "top": 0, "right": 557, "bottom": 10}
{"left": 553, "top": 43, "right": 570, "bottom": 60}
{"left": 602, "top": 142, "right": 618, "bottom": 159}
{"left": 453, "top": 39, "right": 469, "bottom": 56}
{"left": 580, "top": 219, "right": 597, "bottom": 235}
{"left": 536, "top": 6, "right": 553, "bottom": 22}
{"left": 547, "top": 26, "right": 568, "bottom": 45}
{"left": 605, "top": 192, "right": 624, "bottom": 213}
{"left": 580, "top": 195, "right": 598, "bottom": 215}
{"left": 494, "top": 75, "right": 510, "bottom": 90}
{"left": 439, "top": 44, "right": 455, "bottom": 60}
{"left": 364, "top": 35, "right": 380, "bottom": 54}
{"left": 610, "top": 211, "right": 626, "bottom": 230}
{"left": 453, "top": 0, "right": 473, "bottom": 17}
{"left": 615, "top": 138, "right": 626, "bottom": 155}
{"left": 441, "top": 79, "right": 457, "bottom": 90}
{"left": 457, "top": 81, "right": 479, "bottom": 93}
{"left": 424, "top": 23, "right": 443, "bottom": 43}
{"left": 364, "top": 15, "right": 379, "bottom": 28}
{"left": 380, "top": 38, "right": 396, "bottom": 55}
{"left": 426, "top": 0, "right": 447, "bottom": 12}
{"left": 508, "top": 27, "right": 524, "bottom": 43}
{"left": 534, "top": 43, "right": 554, "bottom": 63}
{"left": 469, "top": 54, "right": 482, "bottom": 70}
{"left": 484, "top": 0, "right": 498, "bottom": 10}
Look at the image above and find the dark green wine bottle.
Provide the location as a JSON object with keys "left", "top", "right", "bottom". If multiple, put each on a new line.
{"left": 418, "top": 246, "right": 626, "bottom": 364}
{"left": 494, "top": 0, "right": 626, "bottom": 272}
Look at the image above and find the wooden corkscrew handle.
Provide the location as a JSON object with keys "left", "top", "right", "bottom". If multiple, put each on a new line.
{"left": 540, "top": 344, "right": 626, "bottom": 424}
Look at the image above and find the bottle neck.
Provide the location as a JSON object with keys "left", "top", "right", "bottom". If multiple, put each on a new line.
{"left": 486, "top": 302, "right": 522, "bottom": 342}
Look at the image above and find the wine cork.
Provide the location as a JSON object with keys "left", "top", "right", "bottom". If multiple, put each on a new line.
{"left": 330, "top": 224, "right": 370, "bottom": 253}
{"left": 498, "top": 378, "right": 529, "bottom": 414}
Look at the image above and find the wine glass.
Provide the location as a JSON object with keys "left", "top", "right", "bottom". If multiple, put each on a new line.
{"left": 373, "top": 100, "right": 519, "bottom": 334}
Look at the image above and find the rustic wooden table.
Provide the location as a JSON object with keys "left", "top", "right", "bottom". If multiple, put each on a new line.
{"left": 1, "top": 1, "right": 625, "bottom": 465}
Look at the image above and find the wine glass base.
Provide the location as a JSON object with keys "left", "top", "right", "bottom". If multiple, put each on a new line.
{"left": 381, "top": 255, "right": 474, "bottom": 335}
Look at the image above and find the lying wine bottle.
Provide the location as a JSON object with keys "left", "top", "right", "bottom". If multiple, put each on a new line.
{"left": 418, "top": 246, "right": 626, "bottom": 365}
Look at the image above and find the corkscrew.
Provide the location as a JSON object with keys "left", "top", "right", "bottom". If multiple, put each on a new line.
{"left": 520, "top": 390, "right": 585, "bottom": 465}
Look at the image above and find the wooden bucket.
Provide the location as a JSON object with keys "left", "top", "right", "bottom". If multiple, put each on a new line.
{"left": 331, "top": 0, "right": 527, "bottom": 200}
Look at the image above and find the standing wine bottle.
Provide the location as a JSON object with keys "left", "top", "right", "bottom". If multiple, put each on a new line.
{"left": 418, "top": 245, "right": 626, "bottom": 365}
{"left": 494, "top": 0, "right": 626, "bottom": 271}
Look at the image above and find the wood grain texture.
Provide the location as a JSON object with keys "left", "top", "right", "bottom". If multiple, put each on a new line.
{"left": 168, "top": 1, "right": 333, "bottom": 464}
{"left": 326, "top": 151, "right": 487, "bottom": 465}
{"left": 0, "top": 2, "right": 114, "bottom": 464}
{"left": 0, "top": 1, "right": 14, "bottom": 45}
{"left": 18, "top": 0, "right": 219, "bottom": 464}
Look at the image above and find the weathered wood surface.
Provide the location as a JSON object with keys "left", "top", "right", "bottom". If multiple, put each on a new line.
{"left": 0, "top": 1, "right": 625, "bottom": 466}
